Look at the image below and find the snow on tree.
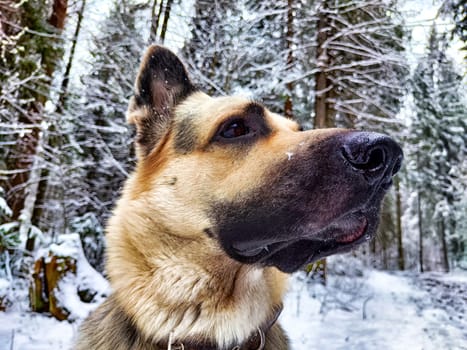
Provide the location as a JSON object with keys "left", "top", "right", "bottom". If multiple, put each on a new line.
{"left": 309, "top": 0, "right": 409, "bottom": 130}
{"left": 0, "top": 0, "right": 68, "bottom": 254}
{"left": 68, "top": 0, "right": 149, "bottom": 270}
{"left": 181, "top": 0, "right": 297, "bottom": 117}
{"left": 440, "top": 0, "right": 467, "bottom": 55}
{"left": 311, "top": 0, "right": 409, "bottom": 271}
{"left": 182, "top": 0, "right": 409, "bottom": 128}
{"left": 0, "top": 0, "right": 465, "bottom": 325}
{"left": 409, "top": 26, "right": 467, "bottom": 271}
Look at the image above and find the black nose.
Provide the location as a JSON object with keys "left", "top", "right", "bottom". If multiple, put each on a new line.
{"left": 341, "top": 132, "right": 403, "bottom": 186}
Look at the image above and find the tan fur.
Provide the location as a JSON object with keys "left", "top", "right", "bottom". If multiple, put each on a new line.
{"left": 107, "top": 96, "right": 293, "bottom": 347}
{"left": 76, "top": 92, "right": 298, "bottom": 349}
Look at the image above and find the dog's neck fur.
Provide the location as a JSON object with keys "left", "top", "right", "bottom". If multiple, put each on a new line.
{"left": 106, "top": 193, "right": 288, "bottom": 349}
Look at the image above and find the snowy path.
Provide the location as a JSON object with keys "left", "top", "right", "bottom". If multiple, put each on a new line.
{"left": 0, "top": 270, "right": 466, "bottom": 350}
{"left": 282, "top": 270, "right": 467, "bottom": 350}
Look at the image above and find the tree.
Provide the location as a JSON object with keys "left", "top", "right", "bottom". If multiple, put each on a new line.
{"left": 70, "top": 0, "right": 147, "bottom": 269}
{"left": 0, "top": 0, "right": 68, "bottom": 252}
{"left": 409, "top": 27, "right": 466, "bottom": 271}
{"left": 149, "top": 0, "right": 174, "bottom": 43}
{"left": 182, "top": 0, "right": 295, "bottom": 116}
{"left": 311, "top": 0, "right": 408, "bottom": 130}
{"left": 305, "top": 0, "right": 409, "bottom": 271}
{"left": 441, "top": 0, "right": 467, "bottom": 55}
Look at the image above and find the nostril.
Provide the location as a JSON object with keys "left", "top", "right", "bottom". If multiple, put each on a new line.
{"left": 342, "top": 145, "right": 386, "bottom": 172}
{"left": 361, "top": 147, "right": 385, "bottom": 172}
{"left": 341, "top": 132, "right": 403, "bottom": 185}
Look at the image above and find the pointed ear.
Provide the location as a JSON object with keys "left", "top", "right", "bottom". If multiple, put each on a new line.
{"left": 127, "top": 45, "right": 196, "bottom": 156}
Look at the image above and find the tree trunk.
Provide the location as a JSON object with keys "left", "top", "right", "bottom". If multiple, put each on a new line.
{"left": 7, "top": 124, "right": 41, "bottom": 222}
{"left": 314, "top": 2, "right": 331, "bottom": 128}
{"left": 417, "top": 190, "right": 424, "bottom": 273}
{"left": 395, "top": 176, "right": 404, "bottom": 270}
{"left": 382, "top": 235, "right": 388, "bottom": 270}
{"left": 59, "top": 0, "right": 86, "bottom": 108}
{"left": 284, "top": 0, "right": 294, "bottom": 119}
{"left": 159, "top": 0, "right": 173, "bottom": 43}
{"left": 440, "top": 218, "right": 449, "bottom": 272}
{"left": 149, "top": 0, "right": 164, "bottom": 42}
{"left": 310, "top": 3, "right": 332, "bottom": 276}
{"left": 49, "top": 0, "right": 67, "bottom": 29}
{"left": 25, "top": 0, "right": 69, "bottom": 248}
{"left": 18, "top": 140, "right": 44, "bottom": 250}
{"left": 6, "top": 0, "right": 68, "bottom": 251}
{"left": 45, "top": 0, "right": 68, "bottom": 76}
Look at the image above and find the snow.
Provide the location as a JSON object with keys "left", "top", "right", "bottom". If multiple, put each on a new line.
{"left": 0, "top": 312, "right": 77, "bottom": 350}
{"left": 41, "top": 234, "right": 82, "bottom": 261}
{"left": 0, "top": 269, "right": 466, "bottom": 350}
{"left": 0, "top": 197, "right": 12, "bottom": 218}
{"left": 437, "top": 271, "right": 467, "bottom": 284}
{"left": 0, "top": 279, "right": 10, "bottom": 296}
{"left": 0, "top": 223, "right": 18, "bottom": 234}
{"left": 55, "top": 274, "right": 97, "bottom": 320}
{"left": 281, "top": 270, "right": 467, "bottom": 350}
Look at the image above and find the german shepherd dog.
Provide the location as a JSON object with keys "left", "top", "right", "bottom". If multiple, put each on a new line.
{"left": 75, "top": 46, "right": 402, "bottom": 350}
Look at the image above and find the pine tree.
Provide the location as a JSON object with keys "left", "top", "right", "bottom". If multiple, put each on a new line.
{"left": 441, "top": 0, "right": 467, "bottom": 55}
{"left": 183, "top": 0, "right": 409, "bottom": 128}
{"left": 71, "top": 0, "right": 147, "bottom": 270}
{"left": 409, "top": 27, "right": 466, "bottom": 271}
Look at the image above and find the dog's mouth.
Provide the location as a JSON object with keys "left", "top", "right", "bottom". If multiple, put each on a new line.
{"left": 231, "top": 211, "right": 372, "bottom": 272}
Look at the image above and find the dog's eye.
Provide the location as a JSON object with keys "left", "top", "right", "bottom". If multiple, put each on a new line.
{"left": 220, "top": 120, "right": 251, "bottom": 138}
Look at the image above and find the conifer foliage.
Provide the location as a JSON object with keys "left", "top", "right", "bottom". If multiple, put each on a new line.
{"left": 70, "top": 1, "right": 148, "bottom": 270}
{"left": 409, "top": 27, "right": 467, "bottom": 271}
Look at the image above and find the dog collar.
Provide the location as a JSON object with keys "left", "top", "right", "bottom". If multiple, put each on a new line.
{"left": 161, "top": 304, "right": 283, "bottom": 350}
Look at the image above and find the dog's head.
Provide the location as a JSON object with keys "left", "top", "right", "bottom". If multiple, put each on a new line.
{"left": 126, "top": 45, "right": 403, "bottom": 273}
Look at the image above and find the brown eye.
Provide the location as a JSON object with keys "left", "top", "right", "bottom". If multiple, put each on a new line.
{"left": 220, "top": 120, "right": 251, "bottom": 138}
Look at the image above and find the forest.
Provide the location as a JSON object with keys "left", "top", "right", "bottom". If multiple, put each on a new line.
{"left": 0, "top": 0, "right": 466, "bottom": 349}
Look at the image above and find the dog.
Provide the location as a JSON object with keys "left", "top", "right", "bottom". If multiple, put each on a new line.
{"left": 75, "top": 45, "right": 403, "bottom": 350}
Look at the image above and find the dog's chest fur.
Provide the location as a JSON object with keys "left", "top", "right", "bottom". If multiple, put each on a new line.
{"left": 77, "top": 295, "right": 288, "bottom": 350}
{"left": 76, "top": 256, "right": 289, "bottom": 349}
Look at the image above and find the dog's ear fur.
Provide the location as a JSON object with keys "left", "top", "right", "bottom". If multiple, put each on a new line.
{"left": 127, "top": 45, "right": 196, "bottom": 156}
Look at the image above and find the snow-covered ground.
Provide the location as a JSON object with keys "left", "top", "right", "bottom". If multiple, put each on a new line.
{"left": 0, "top": 269, "right": 466, "bottom": 350}
{"left": 282, "top": 270, "right": 467, "bottom": 350}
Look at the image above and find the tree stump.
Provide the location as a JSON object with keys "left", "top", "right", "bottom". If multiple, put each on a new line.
{"left": 30, "top": 252, "right": 77, "bottom": 320}
{"left": 29, "top": 257, "right": 48, "bottom": 313}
